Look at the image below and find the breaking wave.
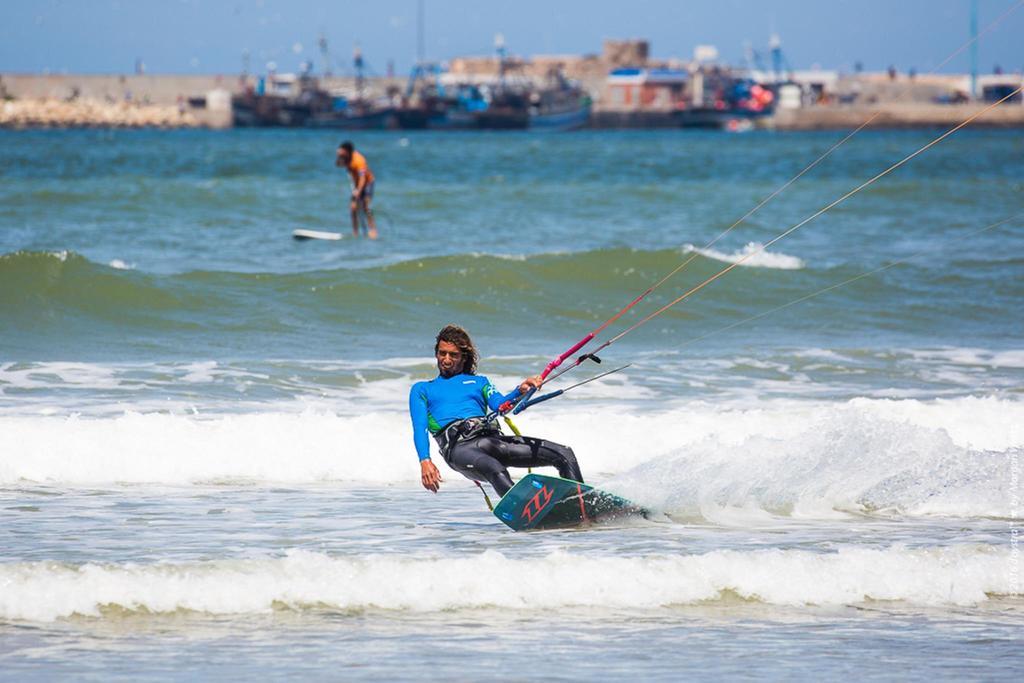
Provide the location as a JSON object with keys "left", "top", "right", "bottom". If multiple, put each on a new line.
{"left": 1, "top": 396, "right": 1020, "bottom": 520}
{"left": 682, "top": 241, "right": 805, "bottom": 269}
{"left": 0, "top": 545, "right": 1016, "bottom": 622}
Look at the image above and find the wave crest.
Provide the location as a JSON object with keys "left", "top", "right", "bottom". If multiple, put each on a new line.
{"left": 0, "top": 546, "right": 1014, "bottom": 622}
{"left": 1, "top": 396, "right": 1020, "bottom": 520}
{"left": 682, "top": 242, "right": 805, "bottom": 269}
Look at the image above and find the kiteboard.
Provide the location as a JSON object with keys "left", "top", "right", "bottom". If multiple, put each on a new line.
{"left": 492, "top": 473, "right": 645, "bottom": 531}
{"left": 293, "top": 229, "right": 343, "bottom": 241}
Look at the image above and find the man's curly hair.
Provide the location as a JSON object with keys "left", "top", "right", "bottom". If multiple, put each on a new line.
{"left": 434, "top": 324, "right": 478, "bottom": 375}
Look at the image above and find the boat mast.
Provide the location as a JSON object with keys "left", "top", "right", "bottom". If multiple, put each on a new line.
{"left": 970, "top": 0, "right": 978, "bottom": 99}
{"left": 495, "top": 33, "right": 506, "bottom": 86}
{"left": 319, "top": 33, "right": 331, "bottom": 77}
{"left": 354, "top": 45, "right": 364, "bottom": 100}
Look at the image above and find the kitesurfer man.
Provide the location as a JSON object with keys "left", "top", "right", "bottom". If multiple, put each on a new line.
{"left": 410, "top": 324, "right": 584, "bottom": 496}
{"left": 335, "top": 140, "right": 377, "bottom": 239}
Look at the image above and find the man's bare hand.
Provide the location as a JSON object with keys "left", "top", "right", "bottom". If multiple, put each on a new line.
{"left": 420, "top": 459, "right": 442, "bottom": 493}
{"left": 519, "top": 375, "right": 543, "bottom": 394}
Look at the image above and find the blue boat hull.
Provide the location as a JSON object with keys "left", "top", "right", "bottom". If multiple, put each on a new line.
{"left": 529, "top": 103, "right": 591, "bottom": 131}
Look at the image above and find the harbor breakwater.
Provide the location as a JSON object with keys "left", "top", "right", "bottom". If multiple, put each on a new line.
{"left": 0, "top": 99, "right": 209, "bottom": 129}
{"left": 771, "top": 102, "right": 1024, "bottom": 130}
{"left": 0, "top": 75, "right": 235, "bottom": 128}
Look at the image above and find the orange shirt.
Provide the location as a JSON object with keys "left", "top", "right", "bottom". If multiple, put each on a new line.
{"left": 347, "top": 150, "right": 375, "bottom": 184}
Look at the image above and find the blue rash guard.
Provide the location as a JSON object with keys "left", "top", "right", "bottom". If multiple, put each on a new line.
{"left": 408, "top": 373, "right": 521, "bottom": 461}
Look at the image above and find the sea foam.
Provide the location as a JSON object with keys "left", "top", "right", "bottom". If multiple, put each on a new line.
{"left": 0, "top": 396, "right": 1020, "bottom": 520}
{"left": 0, "top": 545, "right": 1015, "bottom": 622}
{"left": 683, "top": 242, "right": 805, "bottom": 269}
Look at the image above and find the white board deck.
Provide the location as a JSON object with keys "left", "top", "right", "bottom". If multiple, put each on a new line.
{"left": 293, "top": 229, "right": 343, "bottom": 241}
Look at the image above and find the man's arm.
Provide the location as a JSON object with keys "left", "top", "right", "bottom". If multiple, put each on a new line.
{"left": 409, "top": 383, "right": 442, "bottom": 492}
{"left": 352, "top": 170, "right": 367, "bottom": 197}
{"left": 481, "top": 375, "right": 541, "bottom": 412}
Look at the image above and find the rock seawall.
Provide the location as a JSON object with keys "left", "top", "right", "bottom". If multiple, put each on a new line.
{"left": 1, "top": 98, "right": 204, "bottom": 128}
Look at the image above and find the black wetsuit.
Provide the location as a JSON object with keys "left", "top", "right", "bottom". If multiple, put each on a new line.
{"left": 443, "top": 427, "right": 583, "bottom": 497}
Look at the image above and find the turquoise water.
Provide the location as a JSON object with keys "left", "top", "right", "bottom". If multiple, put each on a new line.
{"left": 1, "top": 128, "right": 1022, "bottom": 680}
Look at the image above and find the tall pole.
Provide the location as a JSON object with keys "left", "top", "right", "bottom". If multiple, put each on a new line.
{"left": 319, "top": 33, "right": 331, "bottom": 77}
{"left": 970, "top": 0, "right": 978, "bottom": 99}
{"left": 495, "top": 33, "right": 506, "bottom": 84}
{"left": 769, "top": 33, "right": 782, "bottom": 84}
{"left": 354, "top": 46, "right": 364, "bottom": 100}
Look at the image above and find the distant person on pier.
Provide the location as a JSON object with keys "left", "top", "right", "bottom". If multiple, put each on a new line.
{"left": 336, "top": 141, "right": 378, "bottom": 239}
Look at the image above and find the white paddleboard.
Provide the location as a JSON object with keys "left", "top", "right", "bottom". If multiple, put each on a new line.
{"left": 293, "top": 229, "right": 343, "bottom": 241}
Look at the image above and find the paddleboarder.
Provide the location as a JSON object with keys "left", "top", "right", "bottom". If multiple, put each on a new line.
{"left": 410, "top": 324, "right": 584, "bottom": 496}
{"left": 335, "top": 140, "right": 378, "bottom": 239}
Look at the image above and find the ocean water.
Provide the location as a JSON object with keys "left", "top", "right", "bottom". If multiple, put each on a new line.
{"left": 1, "top": 128, "right": 1022, "bottom": 680}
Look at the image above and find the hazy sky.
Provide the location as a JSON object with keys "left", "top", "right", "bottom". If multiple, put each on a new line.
{"left": 1, "top": 0, "right": 1021, "bottom": 76}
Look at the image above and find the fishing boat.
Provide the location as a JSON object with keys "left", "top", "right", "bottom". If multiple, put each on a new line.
{"left": 396, "top": 78, "right": 590, "bottom": 131}
{"left": 395, "top": 64, "right": 488, "bottom": 130}
{"left": 675, "top": 71, "right": 775, "bottom": 128}
{"left": 398, "top": 58, "right": 530, "bottom": 130}
{"left": 233, "top": 78, "right": 395, "bottom": 129}
{"left": 233, "top": 48, "right": 396, "bottom": 129}
{"left": 396, "top": 39, "right": 590, "bottom": 131}
{"left": 305, "top": 96, "right": 396, "bottom": 130}
{"left": 528, "top": 70, "right": 592, "bottom": 131}
{"left": 232, "top": 73, "right": 327, "bottom": 127}
{"left": 474, "top": 86, "right": 530, "bottom": 129}
{"left": 307, "top": 47, "right": 397, "bottom": 129}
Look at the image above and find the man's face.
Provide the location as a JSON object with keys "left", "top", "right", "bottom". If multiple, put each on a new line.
{"left": 337, "top": 149, "right": 350, "bottom": 165}
{"left": 436, "top": 340, "right": 464, "bottom": 377}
